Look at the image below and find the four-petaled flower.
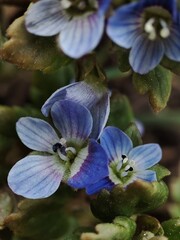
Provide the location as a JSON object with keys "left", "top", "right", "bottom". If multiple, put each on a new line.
{"left": 8, "top": 100, "right": 108, "bottom": 199}
{"left": 107, "top": 0, "right": 180, "bottom": 74}
{"left": 25, "top": 0, "right": 110, "bottom": 58}
{"left": 41, "top": 81, "right": 111, "bottom": 140}
{"left": 86, "top": 127, "right": 162, "bottom": 195}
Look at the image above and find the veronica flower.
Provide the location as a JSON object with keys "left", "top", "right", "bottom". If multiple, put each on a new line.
{"left": 41, "top": 81, "right": 111, "bottom": 140}
{"left": 25, "top": 0, "right": 110, "bottom": 58}
{"left": 86, "top": 127, "right": 162, "bottom": 195}
{"left": 107, "top": 0, "right": 180, "bottom": 74}
{"left": 8, "top": 100, "right": 108, "bottom": 199}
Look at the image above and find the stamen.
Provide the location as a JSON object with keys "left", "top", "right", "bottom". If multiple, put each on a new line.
{"left": 65, "top": 147, "right": 77, "bottom": 155}
{"left": 61, "top": 0, "right": 72, "bottom": 9}
{"left": 144, "top": 18, "right": 155, "bottom": 33}
{"left": 78, "top": 2, "right": 86, "bottom": 10}
{"left": 123, "top": 157, "right": 128, "bottom": 164}
{"left": 57, "top": 149, "right": 69, "bottom": 161}
{"left": 160, "top": 19, "right": 170, "bottom": 38}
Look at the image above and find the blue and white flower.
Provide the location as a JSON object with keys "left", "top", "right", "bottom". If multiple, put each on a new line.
{"left": 25, "top": 0, "right": 110, "bottom": 58}
{"left": 8, "top": 100, "right": 108, "bottom": 199}
{"left": 86, "top": 126, "right": 162, "bottom": 195}
{"left": 107, "top": 0, "right": 180, "bottom": 74}
{"left": 41, "top": 81, "right": 111, "bottom": 140}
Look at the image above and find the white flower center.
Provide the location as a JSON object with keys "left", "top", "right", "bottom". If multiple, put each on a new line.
{"left": 144, "top": 17, "right": 170, "bottom": 40}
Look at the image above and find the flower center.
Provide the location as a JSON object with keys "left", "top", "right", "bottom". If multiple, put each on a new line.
{"left": 142, "top": 6, "right": 172, "bottom": 41}
{"left": 52, "top": 138, "right": 77, "bottom": 161}
{"left": 61, "top": 0, "right": 98, "bottom": 17}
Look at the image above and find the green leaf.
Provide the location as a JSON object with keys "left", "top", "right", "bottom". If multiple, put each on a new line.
{"left": 0, "top": 16, "right": 70, "bottom": 73}
{"left": 161, "top": 57, "right": 180, "bottom": 76}
{"left": 170, "top": 178, "right": 180, "bottom": 203}
{"left": 116, "top": 47, "right": 131, "bottom": 72}
{"left": 81, "top": 217, "right": 136, "bottom": 240}
{"left": 125, "top": 122, "right": 143, "bottom": 147}
{"left": 133, "top": 66, "right": 172, "bottom": 112}
{"left": 162, "top": 218, "right": 180, "bottom": 240}
{"left": 150, "top": 164, "right": 171, "bottom": 181}
{"left": 91, "top": 181, "right": 169, "bottom": 222}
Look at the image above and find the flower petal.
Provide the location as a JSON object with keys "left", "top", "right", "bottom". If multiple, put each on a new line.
{"left": 58, "top": 13, "right": 104, "bottom": 58}
{"left": 164, "top": 24, "right": 180, "bottom": 61}
{"left": 107, "top": 2, "right": 142, "bottom": 49}
{"left": 16, "top": 117, "right": 60, "bottom": 153}
{"left": 8, "top": 155, "right": 65, "bottom": 199}
{"left": 51, "top": 100, "right": 92, "bottom": 146}
{"left": 25, "top": 0, "right": 69, "bottom": 36}
{"left": 128, "top": 143, "right": 162, "bottom": 170}
{"left": 100, "top": 127, "right": 133, "bottom": 162}
{"left": 129, "top": 34, "right": 164, "bottom": 74}
{"left": 136, "top": 170, "right": 157, "bottom": 182}
{"left": 86, "top": 177, "right": 114, "bottom": 195}
{"left": 67, "top": 139, "right": 108, "bottom": 189}
{"left": 98, "top": 0, "right": 111, "bottom": 14}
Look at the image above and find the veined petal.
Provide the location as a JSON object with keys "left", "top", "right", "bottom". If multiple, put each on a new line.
{"left": 25, "top": 0, "right": 69, "bottom": 36}
{"left": 86, "top": 177, "right": 114, "bottom": 195}
{"left": 58, "top": 13, "right": 104, "bottom": 58}
{"left": 51, "top": 100, "right": 93, "bottom": 146}
{"left": 8, "top": 155, "right": 65, "bottom": 199}
{"left": 135, "top": 170, "right": 157, "bottom": 182}
{"left": 16, "top": 117, "right": 60, "bottom": 153}
{"left": 128, "top": 144, "right": 162, "bottom": 170}
{"left": 98, "top": 0, "right": 111, "bottom": 14}
{"left": 164, "top": 24, "right": 180, "bottom": 61}
{"left": 107, "top": 2, "right": 142, "bottom": 49}
{"left": 100, "top": 127, "right": 133, "bottom": 162}
{"left": 68, "top": 139, "right": 108, "bottom": 189}
{"left": 129, "top": 34, "right": 164, "bottom": 74}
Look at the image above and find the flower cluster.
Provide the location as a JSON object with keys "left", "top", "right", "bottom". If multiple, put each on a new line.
{"left": 25, "top": 0, "right": 180, "bottom": 74}
{"left": 8, "top": 82, "right": 162, "bottom": 199}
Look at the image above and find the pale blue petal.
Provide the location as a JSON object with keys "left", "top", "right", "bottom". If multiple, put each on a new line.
{"left": 68, "top": 139, "right": 108, "bottom": 189}
{"left": 58, "top": 13, "right": 104, "bottom": 58}
{"left": 51, "top": 100, "right": 93, "bottom": 146}
{"left": 129, "top": 34, "right": 164, "bottom": 74}
{"left": 107, "top": 2, "right": 141, "bottom": 49}
{"left": 16, "top": 117, "right": 60, "bottom": 153}
{"left": 164, "top": 24, "right": 180, "bottom": 61}
{"left": 135, "top": 170, "right": 157, "bottom": 182}
{"left": 86, "top": 177, "right": 114, "bottom": 195}
{"left": 98, "top": 0, "right": 111, "bottom": 14}
{"left": 128, "top": 144, "right": 162, "bottom": 170}
{"left": 8, "top": 155, "right": 64, "bottom": 199}
{"left": 100, "top": 127, "right": 133, "bottom": 162}
{"left": 25, "top": 0, "right": 69, "bottom": 36}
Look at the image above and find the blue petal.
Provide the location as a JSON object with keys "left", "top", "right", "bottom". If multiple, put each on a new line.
{"left": 25, "top": 0, "right": 69, "bottom": 36}
{"left": 135, "top": 170, "right": 157, "bottom": 182}
{"left": 98, "top": 0, "right": 111, "bottom": 14}
{"left": 42, "top": 82, "right": 110, "bottom": 140}
{"left": 128, "top": 143, "right": 162, "bottom": 170}
{"left": 16, "top": 117, "right": 60, "bottom": 153}
{"left": 86, "top": 177, "right": 114, "bottom": 195}
{"left": 67, "top": 139, "right": 109, "bottom": 189}
{"left": 164, "top": 24, "right": 180, "bottom": 61}
{"left": 100, "top": 127, "right": 133, "bottom": 162}
{"left": 51, "top": 100, "right": 93, "bottom": 146}
{"left": 8, "top": 155, "right": 65, "bottom": 199}
{"left": 58, "top": 13, "right": 104, "bottom": 58}
{"left": 129, "top": 34, "right": 164, "bottom": 74}
{"left": 107, "top": 2, "right": 142, "bottom": 49}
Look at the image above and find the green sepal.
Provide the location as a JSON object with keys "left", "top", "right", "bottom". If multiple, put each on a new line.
{"left": 133, "top": 66, "right": 172, "bottom": 112}
{"left": 0, "top": 16, "right": 70, "bottom": 73}
{"left": 125, "top": 122, "right": 143, "bottom": 147}
{"left": 107, "top": 94, "right": 134, "bottom": 130}
{"left": 161, "top": 57, "right": 180, "bottom": 76}
{"left": 162, "top": 218, "right": 180, "bottom": 240}
{"left": 91, "top": 180, "right": 169, "bottom": 222}
{"left": 81, "top": 216, "right": 136, "bottom": 240}
{"left": 116, "top": 47, "right": 131, "bottom": 72}
{"left": 150, "top": 164, "right": 171, "bottom": 181}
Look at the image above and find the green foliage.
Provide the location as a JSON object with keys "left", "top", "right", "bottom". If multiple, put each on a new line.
{"left": 80, "top": 216, "right": 136, "bottom": 240}
{"left": 150, "top": 165, "right": 171, "bottom": 181}
{"left": 162, "top": 218, "right": 180, "bottom": 240}
{"left": 0, "top": 16, "right": 70, "bottom": 73}
{"left": 116, "top": 47, "right": 131, "bottom": 72}
{"left": 161, "top": 57, "right": 180, "bottom": 76}
{"left": 125, "top": 122, "right": 143, "bottom": 147}
{"left": 91, "top": 180, "right": 169, "bottom": 222}
{"left": 133, "top": 66, "right": 172, "bottom": 112}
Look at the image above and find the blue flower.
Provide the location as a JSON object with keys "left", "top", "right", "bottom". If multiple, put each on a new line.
{"left": 8, "top": 100, "right": 108, "bottom": 199}
{"left": 25, "top": 0, "right": 110, "bottom": 58}
{"left": 86, "top": 127, "right": 162, "bottom": 195}
{"left": 107, "top": 0, "right": 180, "bottom": 74}
{"left": 41, "top": 81, "right": 111, "bottom": 140}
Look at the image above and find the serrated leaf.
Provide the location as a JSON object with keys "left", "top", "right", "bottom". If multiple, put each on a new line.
{"left": 133, "top": 66, "right": 172, "bottom": 112}
{"left": 0, "top": 16, "right": 70, "bottom": 73}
